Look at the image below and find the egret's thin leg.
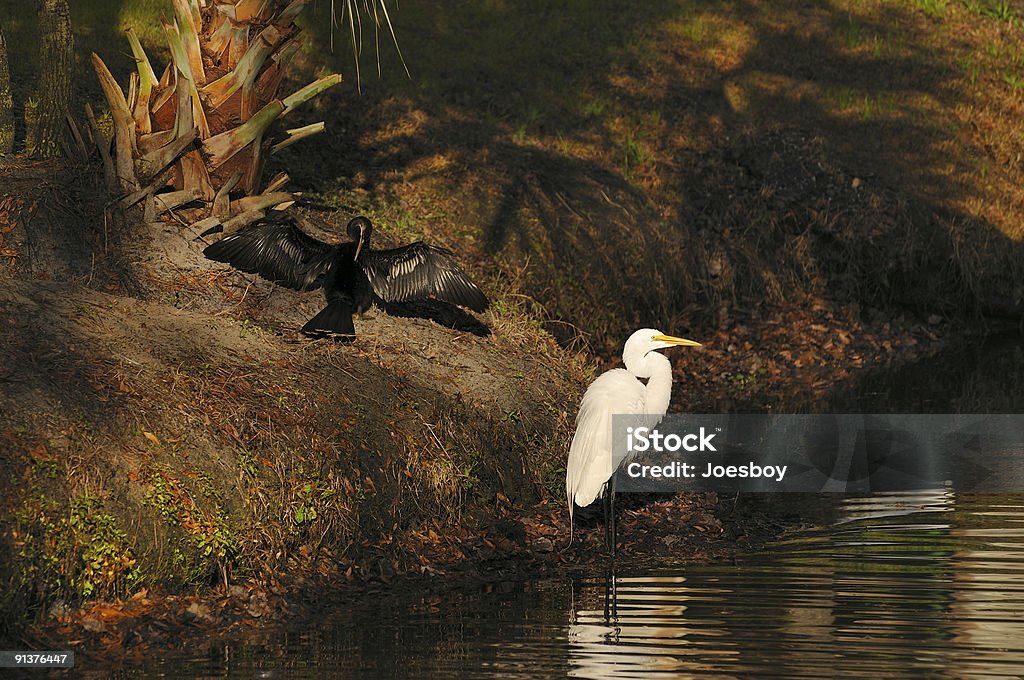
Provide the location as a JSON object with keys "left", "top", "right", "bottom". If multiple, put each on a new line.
{"left": 603, "top": 490, "right": 611, "bottom": 551}
{"left": 603, "top": 566, "right": 620, "bottom": 629}
{"left": 603, "top": 568, "right": 611, "bottom": 622}
{"left": 609, "top": 472, "right": 618, "bottom": 557}
{"left": 610, "top": 566, "right": 618, "bottom": 621}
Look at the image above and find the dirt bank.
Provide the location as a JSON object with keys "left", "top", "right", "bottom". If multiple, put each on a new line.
{"left": 0, "top": 166, "right": 954, "bottom": 659}
{"left": 0, "top": 161, "right": 590, "bottom": 646}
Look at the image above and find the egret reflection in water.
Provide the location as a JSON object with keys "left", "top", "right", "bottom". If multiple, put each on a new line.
{"left": 565, "top": 492, "right": 1024, "bottom": 679}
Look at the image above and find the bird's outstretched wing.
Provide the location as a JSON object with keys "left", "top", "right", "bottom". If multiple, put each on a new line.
{"left": 359, "top": 242, "right": 489, "bottom": 312}
{"left": 566, "top": 369, "right": 646, "bottom": 510}
{"left": 203, "top": 219, "right": 336, "bottom": 291}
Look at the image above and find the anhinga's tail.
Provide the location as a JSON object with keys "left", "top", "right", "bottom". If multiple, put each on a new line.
{"left": 301, "top": 301, "right": 356, "bottom": 341}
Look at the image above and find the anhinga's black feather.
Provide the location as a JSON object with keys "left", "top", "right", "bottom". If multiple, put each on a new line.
{"left": 203, "top": 214, "right": 489, "bottom": 339}
{"left": 202, "top": 219, "right": 335, "bottom": 291}
{"left": 360, "top": 242, "right": 489, "bottom": 312}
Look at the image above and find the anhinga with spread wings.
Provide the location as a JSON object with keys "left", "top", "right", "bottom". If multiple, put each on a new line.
{"left": 203, "top": 215, "right": 489, "bottom": 339}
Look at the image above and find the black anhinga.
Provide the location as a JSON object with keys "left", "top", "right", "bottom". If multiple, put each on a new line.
{"left": 203, "top": 215, "right": 489, "bottom": 339}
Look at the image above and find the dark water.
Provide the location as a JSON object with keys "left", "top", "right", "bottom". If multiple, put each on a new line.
{"left": 568, "top": 493, "right": 1024, "bottom": 678}
{"left": 818, "top": 330, "right": 1024, "bottom": 413}
{"left": 109, "top": 334, "right": 1024, "bottom": 678}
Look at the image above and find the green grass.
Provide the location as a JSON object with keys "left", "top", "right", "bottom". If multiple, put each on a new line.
{"left": 959, "top": 56, "right": 982, "bottom": 84}
{"left": 620, "top": 133, "right": 654, "bottom": 180}
{"left": 1002, "top": 72, "right": 1024, "bottom": 89}
{"left": 842, "top": 15, "right": 866, "bottom": 48}
{"left": 912, "top": 0, "right": 950, "bottom": 18}
{"left": 970, "top": 0, "right": 1017, "bottom": 22}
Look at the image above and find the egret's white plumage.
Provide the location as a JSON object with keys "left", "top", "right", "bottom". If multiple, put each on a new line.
{"left": 566, "top": 328, "right": 702, "bottom": 545}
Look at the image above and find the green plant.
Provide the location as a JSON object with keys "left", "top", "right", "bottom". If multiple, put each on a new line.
{"left": 144, "top": 465, "right": 238, "bottom": 585}
{"left": 1001, "top": 72, "right": 1024, "bottom": 89}
{"left": 964, "top": 0, "right": 1017, "bottom": 22}
{"left": 913, "top": 0, "right": 949, "bottom": 18}
{"left": 621, "top": 133, "right": 654, "bottom": 180}
{"left": 729, "top": 368, "right": 768, "bottom": 394}
{"left": 237, "top": 448, "right": 259, "bottom": 478}
{"left": 842, "top": 15, "right": 864, "bottom": 48}
{"left": 982, "top": 0, "right": 1016, "bottom": 21}
{"left": 66, "top": 498, "right": 140, "bottom": 597}
{"left": 834, "top": 85, "right": 855, "bottom": 110}
{"left": 14, "top": 496, "right": 139, "bottom": 600}
{"left": 293, "top": 480, "right": 335, "bottom": 525}
{"left": 959, "top": 56, "right": 981, "bottom": 84}
{"left": 238, "top": 319, "right": 259, "bottom": 337}
{"left": 513, "top": 123, "right": 529, "bottom": 145}
{"left": 580, "top": 97, "right": 607, "bottom": 117}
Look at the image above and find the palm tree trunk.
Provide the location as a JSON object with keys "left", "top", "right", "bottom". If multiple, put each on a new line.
{"left": 29, "top": 0, "right": 73, "bottom": 157}
{"left": 0, "top": 22, "right": 13, "bottom": 155}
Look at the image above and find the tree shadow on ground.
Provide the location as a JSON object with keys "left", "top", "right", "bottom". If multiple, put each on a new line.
{"left": 3, "top": 0, "right": 1022, "bottom": 354}
{"left": 284, "top": 0, "right": 1024, "bottom": 348}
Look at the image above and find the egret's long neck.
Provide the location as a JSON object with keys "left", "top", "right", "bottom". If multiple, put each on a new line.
{"left": 643, "top": 353, "right": 674, "bottom": 418}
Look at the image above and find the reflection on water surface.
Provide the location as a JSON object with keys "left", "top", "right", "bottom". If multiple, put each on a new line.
{"left": 115, "top": 493, "right": 1024, "bottom": 679}
{"left": 569, "top": 493, "right": 1024, "bottom": 678}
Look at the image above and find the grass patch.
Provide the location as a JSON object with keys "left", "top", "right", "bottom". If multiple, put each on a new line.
{"left": 913, "top": 0, "right": 950, "bottom": 18}
{"left": 1001, "top": 71, "right": 1024, "bottom": 89}
{"left": 966, "top": 0, "right": 1017, "bottom": 22}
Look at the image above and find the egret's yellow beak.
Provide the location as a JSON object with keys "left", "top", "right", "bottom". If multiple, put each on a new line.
{"left": 652, "top": 334, "right": 702, "bottom": 347}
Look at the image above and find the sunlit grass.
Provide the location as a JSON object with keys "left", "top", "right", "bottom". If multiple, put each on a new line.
{"left": 911, "top": 0, "right": 949, "bottom": 18}
{"left": 969, "top": 0, "right": 1017, "bottom": 22}
{"left": 116, "top": 0, "right": 171, "bottom": 47}
{"left": 826, "top": 84, "right": 900, "bottom": 120}
{"left": 958, "top": 56, "right": 981, "bottom": 84}
{"left": 1002, "top": 72, "right": 1024, "bottom": 90}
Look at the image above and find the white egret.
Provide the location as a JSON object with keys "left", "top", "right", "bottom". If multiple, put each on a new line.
{"left": 566, "top": 328, "right": 702, "bottom": 553}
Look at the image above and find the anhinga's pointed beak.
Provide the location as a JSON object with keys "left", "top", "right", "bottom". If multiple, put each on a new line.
{"left": 353, "top": 223, "right": 367, "bottom": 261}
{"left": 652, "top": 334, "right": 702, "bottom": 347}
